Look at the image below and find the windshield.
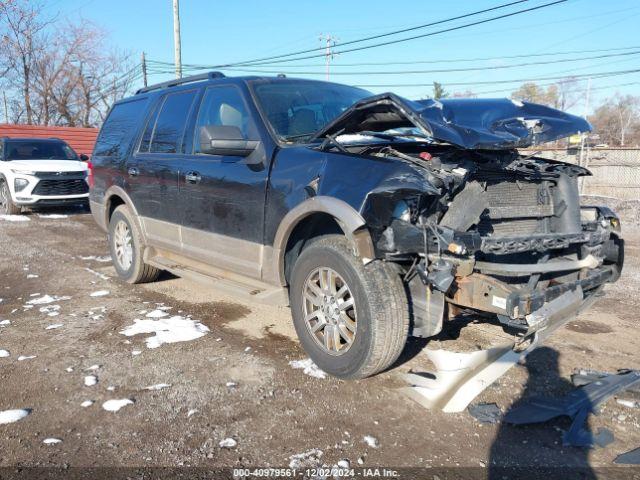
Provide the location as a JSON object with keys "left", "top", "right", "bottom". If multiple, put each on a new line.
{"left": 4, "top": 140, "right": 78, "bottom": 161}
{"left": 252, "top": 80, "right": 371, "bottom": 143}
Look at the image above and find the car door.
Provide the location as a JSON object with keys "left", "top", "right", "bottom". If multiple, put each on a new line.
{"left": 129, "top": 89, "right": 198, "bottom": 252}
{"left": 178, "top": 84, "right": 270, "bottom": 279}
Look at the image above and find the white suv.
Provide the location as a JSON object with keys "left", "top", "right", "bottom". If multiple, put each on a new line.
{"left": 0, "top": 137, "right": 90, "bottom": 215}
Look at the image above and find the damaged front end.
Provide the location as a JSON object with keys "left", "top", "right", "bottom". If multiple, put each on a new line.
{"left": 315, "top": 93, "right": 624, "bottom": 347}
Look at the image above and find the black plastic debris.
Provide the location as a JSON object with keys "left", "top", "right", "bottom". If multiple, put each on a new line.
{"left": 504, "top": 370, "right": 640, "bottom": 448}
{"left": 468, "top": 403, "right": 503, "bottom": 424}
{"left": 614, "top": 447, "right": 640, "bottom": 465}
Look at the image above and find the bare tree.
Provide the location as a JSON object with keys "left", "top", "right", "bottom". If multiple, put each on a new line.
{"left": 589, "top": 94, "right": 640, "bottom": 147}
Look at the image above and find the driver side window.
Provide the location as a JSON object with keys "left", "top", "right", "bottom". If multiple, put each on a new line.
{"left": 194, "top": 86, "right": 256, "bottom": 153}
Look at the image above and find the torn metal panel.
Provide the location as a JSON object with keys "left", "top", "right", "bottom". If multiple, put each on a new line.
{"left": 503, "top": 370, "right": 640, "bottom": 447}
{"left": 313, "top": 93, "right": 591, "bottom": 150}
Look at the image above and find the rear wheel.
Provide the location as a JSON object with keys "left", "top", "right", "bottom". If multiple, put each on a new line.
{"left": 290, "top": 235, "right": 409, "bottom": 379}
{"left": 0, "top": 179, "right": 22, "bottom": 215}
{"left": 108, "top": 205, "right": 160, "bottom": 283}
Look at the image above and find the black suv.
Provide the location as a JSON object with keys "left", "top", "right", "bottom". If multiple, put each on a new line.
{"left": 89, "top": 72, "right": 624, "bottom": 379}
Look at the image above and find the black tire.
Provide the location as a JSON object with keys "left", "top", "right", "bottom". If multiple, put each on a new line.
{"left": 290, "top": 235, "right": 409, "bottom": 379}
{"left": 0, "top": 178, "right": 22, "bottom": 215}
{"left": 108, "top": 205, "right": 160, "bottom": 284}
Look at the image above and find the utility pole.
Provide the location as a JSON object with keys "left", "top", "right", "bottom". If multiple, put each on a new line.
{"left": 579, "top": 77, "right": 592, "bottom": 193}
{"left": 2, "top": 91, "right": 8, "bottom": 124}
{"left": 141, "top": 51, "right": 148, "bottom": 87}
{"left": 319, "top": 34, "right": 337, "bottom": 81}
{"left": 173, "top": 0, "right": 182, "bottom": 79}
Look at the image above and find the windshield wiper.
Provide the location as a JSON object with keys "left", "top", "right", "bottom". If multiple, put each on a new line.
{"left": 281, "top": 133, "right": 314, "bottom": 142}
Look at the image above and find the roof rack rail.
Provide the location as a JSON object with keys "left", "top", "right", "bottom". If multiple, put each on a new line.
{"left": 135, "top": 71, "right": 225, "bottom": 95}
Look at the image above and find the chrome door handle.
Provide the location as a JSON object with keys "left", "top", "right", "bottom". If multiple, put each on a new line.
{"left": 185, "top": 171, "right": 201, "bottom": 184}
{"left": 128, "top": 167, "right": 139, "bottom": 177}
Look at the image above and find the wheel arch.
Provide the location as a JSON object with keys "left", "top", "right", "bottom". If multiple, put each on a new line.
{"left": 103, "top": 186, "right": 145, "bottom": 239}
{"left": 272, "top": 196, "right": 375, "bottom": 286}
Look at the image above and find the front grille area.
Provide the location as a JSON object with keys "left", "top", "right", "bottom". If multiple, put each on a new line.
{"left": 32, "top": 179, "right": 89, "bottom": 196}
{"left": 474, "top": 176, "right": 555, "bottom": 238}
{"left": 34, "top": 171, "right": 85, "bottom": 178}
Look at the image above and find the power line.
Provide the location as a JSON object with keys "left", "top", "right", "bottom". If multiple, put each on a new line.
{"left": 207, "top": 0, "right": 531, "bottom": 68}
{"left": 148, "top": 44, "right": 640, "bottom": 69}
{"left": 160, "top": 50, "right": 640, "bottom": 76}
{"left": 351, "top": 68, "right": 640, "bottom": 88}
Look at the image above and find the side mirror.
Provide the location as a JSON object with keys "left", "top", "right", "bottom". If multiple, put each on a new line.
{"left": 79, "top": 154, "right": 89, "bottom": 161}
{"left": 199, "top": 125, "right": 259, "bottom": 157}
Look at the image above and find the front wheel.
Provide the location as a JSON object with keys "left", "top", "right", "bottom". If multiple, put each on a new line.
{"left": 108, "top": 205, "right": 160, "bottom": 284}
{"left": 0, "top": 179, "right": 22, "bottom": 215}
{"left": 290, "top": 235, "right": 409, "bottom": 379}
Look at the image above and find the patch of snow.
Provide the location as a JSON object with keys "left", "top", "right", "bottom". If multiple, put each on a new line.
{"left": 65, "top": 367, "right": 74, "bottom": 373}
{"left": 617, "top": 398, "right": 638, "bottom": 408}
{"left": 337, "top": 459, "right": 350, "bottom": 469}
{"left": 0, "top": 409, "right": 30, "bottom": 424}
{"left": 27, "top": 295, "right": 70, "bottom": 305}
{"left": 145, "top": 309, "right": 169, "bottom": 318}
{"left": 39, "top": 214, "right": 68, "bottom": 219}
{"left": 26, "top": 274, "right": 39, "bottom": 279}
{"left": 363, "top": 435, "right": 379, "bottom": 448}
{"left": 80, "top": 255, "right": 111, "bottom": 262}
{"left": 85, "top": 364, "right": 101, "bottom": 371}
{"left": 85, "top": 268, "right": 109, "bottom": 280}
{"left": 0, "top": 215, "right": 29, "bottom": 222}
{"left": 244, "top": 346, "right": 252, "bottom": 352}
{"left": 90, "top": 290, "right": 109, "bottom": 297}
{"left": 80, "top": 400, "right": 94, "bottom": 408}
{"left": 226, "top": 382, "right": 237, "bottom": 388}
{"left": 42, "top": 437, "right": 63, "bottom": 444}
{"left": 120, "top": 315, "right": 209, "bottom": 349}
{"left": 102, "top": 399, "right": 134, "bottom": 412}
{"left": 0, "top": 349, "right": 10, "bottom": 357}
{"left": 17, "top": 355, "right": 36, "bottom": 361}
{"left": 40, "top": 305, "right": 61, "bottom": 315}
{"left": 289, "top": 358, "right": 326, "bottom": 379}
{"left": 0, "top": 320, "right": 10, "bottom": 326}
{"left": 144, "top": 383, "right": 171, "bottom": 391}
{"left": 289, "top": 449, "right": 323, "bottom": 469}
{"left": 219, "top": 438, "right": 237, "bottom": 448}
{"left": 45, "top": 324, "right": 63, "bottom": 330}
{"left": 106, "top": 386, "right": 116, "bottom": 391}
{"left": 84, "top": 375, "right": 98, "bottom": 386}
{"left": 131, "top": 350, "right": 142, "bottom": 356}
{"left": 187, "top": 409, "right": 198, "bottom": 418}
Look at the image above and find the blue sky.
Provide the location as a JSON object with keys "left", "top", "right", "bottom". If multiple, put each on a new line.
{"left": 48, "top": 0, "right": 640, "bottom": 113}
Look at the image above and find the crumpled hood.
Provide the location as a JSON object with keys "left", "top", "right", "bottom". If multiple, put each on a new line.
{"left": 313, "top": 92, "right": 591, "bottom": 150}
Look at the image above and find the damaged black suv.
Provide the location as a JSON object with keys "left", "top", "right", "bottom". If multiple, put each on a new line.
{"left": 89, "top": 72, "right": 624, "bottom": 379}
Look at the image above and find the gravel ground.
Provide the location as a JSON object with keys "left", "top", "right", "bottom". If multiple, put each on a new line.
{"left": 0, "top": 209, "right": 638, "bottom": 477}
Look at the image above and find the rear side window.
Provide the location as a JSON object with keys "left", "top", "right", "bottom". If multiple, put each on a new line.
{"left": 94, "top": 98, "right": 148, "bottom": 158}
{"left": 148, "top": 90, "right": 197, "bottom": 154}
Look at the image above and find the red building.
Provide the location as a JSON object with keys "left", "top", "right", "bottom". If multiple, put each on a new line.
{"left": 0, "top": 124, "right": 99, "bottom": 157}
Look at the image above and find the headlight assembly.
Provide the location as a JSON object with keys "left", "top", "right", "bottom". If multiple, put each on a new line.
{"left": 14, "top": 178, "right": 29, "bottom": 192}
{"left": 11, "top": 169, "right": 35, "bottom": 176}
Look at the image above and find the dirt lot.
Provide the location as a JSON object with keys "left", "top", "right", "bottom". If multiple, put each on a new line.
{"left": 0, "top": 209, "right": 639, "bottom": 477}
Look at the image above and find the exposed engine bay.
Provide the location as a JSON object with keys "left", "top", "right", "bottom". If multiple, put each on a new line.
{"left": 332, "top": 138, "right": 624, "bottom": 343}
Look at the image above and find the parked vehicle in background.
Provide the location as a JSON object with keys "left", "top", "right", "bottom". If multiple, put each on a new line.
{"left": 0, "top": 137, "right": 90, "bottom": 214}
{"left": 89, "top": 72, "right": 624, "bottom": 379}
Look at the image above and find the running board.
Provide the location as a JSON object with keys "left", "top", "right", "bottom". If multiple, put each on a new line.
{"left": 146, "top": 253, "right": 289, "bottom": 306}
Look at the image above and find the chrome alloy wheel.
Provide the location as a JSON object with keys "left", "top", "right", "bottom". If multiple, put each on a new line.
{"left": 0, "top": 182, "right": 8, "bottom": 214}
{"left": 113, "top": 220, "right": 133, "bottom": 271}
{"left": 302, "top": 267, "right": 357, "bottom": 355}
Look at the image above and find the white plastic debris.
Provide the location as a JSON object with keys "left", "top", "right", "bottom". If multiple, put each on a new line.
{"left": 84, "top": 375, "right": 98, "bottom": 386}
{"left": 218, "top": 438, "right": 237, "bottom": 448}
{"left": 42, "top": 437, "right": 63, "bottom": 444}
{"left": 0, "top": 409, "right": 30, "bottom": 424}
{"left": 289, "top": 358, "right": 327, "bottom": 379}
{"left": 120, "top": 315, "right": 209, "bottom": 349}
{"left": 17, "top": 355, "right": 36, "bottom": 361}
{"left": 0, "top": 215, "right": 30, "bottom": 222}
{"left": 363, "top": 435, "right": 379, "bottom": 448}
{"left": 89, "top": 290, "right": 110, "bottom": 297}
{"left": 144, "top": 383, "right": 171, "bottom": 391}
{"left": 102, "top": 399, "right": 134, "bottom": 412}
{"left": 80, "top": 400, "right": 94, "bottom": 408}
{"left": 27, "top": 295, "right": 70, "bottom": 305}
